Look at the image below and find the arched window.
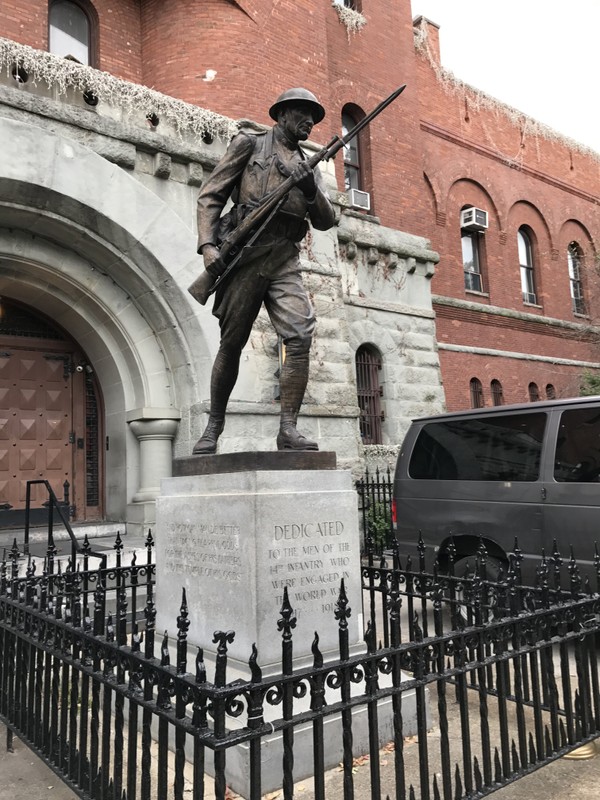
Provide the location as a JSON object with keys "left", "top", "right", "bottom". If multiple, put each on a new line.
{"left": 341, "top": 107, "right": 363, "bottom": 192}
{"left": 491, "top": 379, "right": 504, "bottom": 406}
{"left": 528, "top": 382, "right": 540, "bottom": 402}
{"left": 461, "top": 210, "right": 484, "bottom": 292}
{"left": 567, "top": 242, "right": 585, "bottom": 314}
{"left": 470, "top": 377, "right": 484, "bottom": 409}
{"left": 355, "top": 345, "right": 383, "bottom": 444}
{"left": 49, "top": 1, "right": 94, "bottom": 66}
{"left": 518, "top": 228, "right": 537, "bottom": 304}
{"left": 545, "top": 384, "right": 556, "bottom": 400}
{"left": 334, "top": 0, "right": 361, "bottom": 10}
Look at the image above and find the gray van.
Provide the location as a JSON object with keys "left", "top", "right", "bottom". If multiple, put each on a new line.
{"left": 393, "top": 396, "right": 600, "bottom": 584}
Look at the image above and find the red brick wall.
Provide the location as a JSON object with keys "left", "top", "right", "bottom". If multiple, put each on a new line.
{"left": 439, "top": 349, "right": 587, "bottom": 410}
{"left": 2, "top": 0, "right": 142, "bottom": 82}
{"left": 136, "top": 0, "right": 426, "bottom": 230}
{"left": 413, "top": 21, "right": 600, "bottom": 411}
{"left": 2, "top": 1, "right": 426, "bottom": 230}
{"left": 3, "top": 2, "right": 599, "bottom": 413}
{"left": 1, "top": 0, "right": 47, "bottom": 48}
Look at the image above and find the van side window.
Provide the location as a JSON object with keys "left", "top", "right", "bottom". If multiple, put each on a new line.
{"left": 554, "top": 409, "right": 600, "bottom": 482}
{"left": 409, "top": 413, "right": 546, "bottom": 481}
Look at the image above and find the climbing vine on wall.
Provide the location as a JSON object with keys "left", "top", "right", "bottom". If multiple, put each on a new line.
{"left": 332, "top": 2, "right": 367, "bottom": 38}
{"left": 0, "top": 37, "right": 237, "bottom": 141}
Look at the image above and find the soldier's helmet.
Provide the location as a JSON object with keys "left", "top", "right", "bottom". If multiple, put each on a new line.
{"left": 269, "top": 88, "right": 326, "bottom": 124}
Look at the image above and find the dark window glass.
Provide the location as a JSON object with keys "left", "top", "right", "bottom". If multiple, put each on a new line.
{"left": 491, "top": 379, "right": 504, "bottom": 406}
{"left": 518, "top": 228, "right": 536, "bottom": 304}
{"left": 409, "top": 412, "right": 547, "bottom": 482}
{"left": 546, "top": 384, "right": 556, "bottom": 400}
{"left": 342, "top": 111, "right": 361, "bottom": 191}
{"left": 49, "top": 1, "right": 91, "bottom": 65}
{"left": 461, "top": 231, "right": 483, "bottom": 292}
{"left": 469, "top": 377, "right": 484, "bottom": 408}
{"left": 554, "top": 408, "right": 600, "bottom": 482}
{"left": 568, "top": 242, "right": 586, "bottom": 314}
{"left": 356, "top": 345, "right": 383, "bottom": 444}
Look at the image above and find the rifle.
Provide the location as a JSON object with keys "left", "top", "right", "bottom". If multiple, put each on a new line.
{"left": 189, "top": 84, "right": 406, "bottom": 305}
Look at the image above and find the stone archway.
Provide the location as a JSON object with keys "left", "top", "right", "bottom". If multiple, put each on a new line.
{"left": 0, "top": 115, "right": 211, "bottom": 529}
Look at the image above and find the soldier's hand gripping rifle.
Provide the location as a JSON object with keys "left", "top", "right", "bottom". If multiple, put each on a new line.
{"left": 188, "top": 84, "right": 406, "bottom": 305}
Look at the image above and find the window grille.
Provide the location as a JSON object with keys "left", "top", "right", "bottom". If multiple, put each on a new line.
{"left": 85, "top": 376, "right": 100, "bottom": 507}
{"left": 528, "top": 382, "right": 540, "bottom": 402}
{"left": 469, "top": 377, "right": 484, "bottom": 408}
{"left": 491, "top": 379, "right": 504, "bottom": 406}
{"left": 356, "top": 346, "right": 383, "bottom": 444}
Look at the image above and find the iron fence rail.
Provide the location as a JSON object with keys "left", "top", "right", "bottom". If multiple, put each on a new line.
{"left": 1, "top": 533, "right": 600, "bottom": 800}
{"left": 356, "top": 467, "right": 395, "bottom": 553}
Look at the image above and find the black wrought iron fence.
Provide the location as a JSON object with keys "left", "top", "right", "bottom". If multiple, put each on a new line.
{"left": 356, "top": 467, "right": 394, "bottom": 553}
{"left": 1, "top": 532, "right": 600, "bottom": 800}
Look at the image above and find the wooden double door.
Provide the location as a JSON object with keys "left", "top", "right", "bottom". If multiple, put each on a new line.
{"left": 0, "top": 303, "right": 103, "bottom": 527}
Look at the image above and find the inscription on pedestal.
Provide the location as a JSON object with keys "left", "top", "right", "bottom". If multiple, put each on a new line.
{"left": 268, "top": 520, "right": 352, "bottom": 615}
{"left": 156, "top": 469, "right": 363, "bottom": 664}
{"left": 164, "top": 523, "right": 242, "bottom": 583}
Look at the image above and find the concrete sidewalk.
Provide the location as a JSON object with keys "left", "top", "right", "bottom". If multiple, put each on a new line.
{"left": 0, "top": 727, "right": 77, "bottom": 800}
{"left": 2, "top": 722, "right": 599, "bottom": 800}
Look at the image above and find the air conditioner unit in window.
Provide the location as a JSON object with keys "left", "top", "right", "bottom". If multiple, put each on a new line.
{"left": 460, "top": 207, "right": 488, "bottom": 231}
{"left": 348, "top": 188, "right": 371, "bottom": 211}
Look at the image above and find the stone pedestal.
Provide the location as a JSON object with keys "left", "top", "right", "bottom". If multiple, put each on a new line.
{"left": 155, "top": 453, "right": 363, "bottom": 667}
{"left": 154, "top": 453, "right": 421, "bottom": 797}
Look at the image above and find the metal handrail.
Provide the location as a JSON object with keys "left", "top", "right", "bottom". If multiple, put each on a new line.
{"left": 24, "top": 479, "right": 107, "bottom": 567}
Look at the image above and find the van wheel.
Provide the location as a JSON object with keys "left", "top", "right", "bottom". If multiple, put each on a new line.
{"left": 451, "top": 556, "right": 506, "bottom": 626}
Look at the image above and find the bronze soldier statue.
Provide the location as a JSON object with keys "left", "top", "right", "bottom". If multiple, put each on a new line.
{"left": 189, "top": 88, "right": 335, "bottom": 455}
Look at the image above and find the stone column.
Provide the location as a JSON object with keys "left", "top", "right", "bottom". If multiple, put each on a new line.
{"left": 127, "top": 410, "right": 180, "bottom": 531}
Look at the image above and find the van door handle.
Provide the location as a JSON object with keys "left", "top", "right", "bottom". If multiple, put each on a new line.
{"left": 541, "top": 487, "right": 547, "bottom": 500}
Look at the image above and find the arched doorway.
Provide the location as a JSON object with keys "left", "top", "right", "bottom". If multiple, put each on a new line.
{"left": 0, "top": 298, "right": 104, "bottom": 527}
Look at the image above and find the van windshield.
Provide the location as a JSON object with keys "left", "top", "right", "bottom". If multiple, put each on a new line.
{"left": 409, "top": 412, "right": 547, "bottom": 481}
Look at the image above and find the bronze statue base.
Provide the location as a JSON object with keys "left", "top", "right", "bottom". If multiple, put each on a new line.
{"left": 173, "top": 450, "right": 336, "bottom": 477}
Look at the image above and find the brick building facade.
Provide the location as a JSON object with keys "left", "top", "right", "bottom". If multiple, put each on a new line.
{"left": 0, "top": 0, "right": 598, "bottom": 529}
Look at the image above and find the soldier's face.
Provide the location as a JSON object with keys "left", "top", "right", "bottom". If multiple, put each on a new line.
{"left": 279, "top": 103, "right": 316, "bottom": 142}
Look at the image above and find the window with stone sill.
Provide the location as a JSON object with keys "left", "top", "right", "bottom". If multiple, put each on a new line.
{"left": 49, "top": 0, "right": 97, "bottom": 67}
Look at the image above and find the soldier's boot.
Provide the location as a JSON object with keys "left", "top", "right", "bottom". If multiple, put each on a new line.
{"left": 276, "top": 415, "right": 319, "bottom": 451}
{"left": 276, "top": 343, "right": 318, "bottom": 451}
{"left": 192, "top": 414, "right": 225, "bottom": 455}
{"left": 192, "top": 348, "right": 239, "bottom": 455}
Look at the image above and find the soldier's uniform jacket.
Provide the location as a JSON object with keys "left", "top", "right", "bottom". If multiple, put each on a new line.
{"left": 196, "top": 125, "right": 335, "bottom": 255}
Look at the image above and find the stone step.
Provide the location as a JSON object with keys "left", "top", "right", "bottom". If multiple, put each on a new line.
{"left": 0, "top": 523, "right": 149, "bottom": 572}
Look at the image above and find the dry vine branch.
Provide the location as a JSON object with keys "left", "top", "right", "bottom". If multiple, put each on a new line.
{"left": 0, "top": 37, "right": 238, "bottom": 141}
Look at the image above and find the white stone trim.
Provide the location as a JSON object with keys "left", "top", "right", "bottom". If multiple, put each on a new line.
{"left": 438, "top": 342, "right": 600, "bottom": 369}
